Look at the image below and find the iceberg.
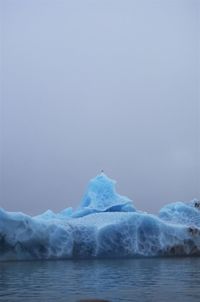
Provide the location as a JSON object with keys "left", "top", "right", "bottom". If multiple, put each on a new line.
{"left": 0, "top": 173, "right": 200, "bottom": 261}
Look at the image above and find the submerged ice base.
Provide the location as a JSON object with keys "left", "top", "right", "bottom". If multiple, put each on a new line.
{"left": 1, "top": 173, "right": 200, "bottom": 261}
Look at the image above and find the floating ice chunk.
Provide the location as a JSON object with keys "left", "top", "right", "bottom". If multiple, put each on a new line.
{"left": 0, "top": 174, "right": 200, "bottom": 261}
{"left": 1, "top": 208, "right": 200, "bottom": 261}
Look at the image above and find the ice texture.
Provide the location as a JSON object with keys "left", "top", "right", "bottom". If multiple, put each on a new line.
{"left": 72, "top": 173, "right": 135, "bottom": 217}
{"left": 159, "top": 199, "right": 200, "bottom": 227}
{"left": 0, "top": 173, "right": 200, "bottom": 261}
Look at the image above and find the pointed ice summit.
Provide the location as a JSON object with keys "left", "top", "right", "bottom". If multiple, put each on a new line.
{"left": 72, "top": 172, "right": 135, "bottom": 217}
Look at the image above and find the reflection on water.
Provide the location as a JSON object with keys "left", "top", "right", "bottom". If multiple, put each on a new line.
{"left": 0, "top": 258, "right": 200, "bottom": 302}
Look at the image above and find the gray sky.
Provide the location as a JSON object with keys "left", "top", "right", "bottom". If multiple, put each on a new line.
{"left": 1, "top": 0, "right": 200, "bottom": 215}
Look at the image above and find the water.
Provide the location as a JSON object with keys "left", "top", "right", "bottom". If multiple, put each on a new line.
{"left": 0, "top": 258, "right": 200, "bottom": 302}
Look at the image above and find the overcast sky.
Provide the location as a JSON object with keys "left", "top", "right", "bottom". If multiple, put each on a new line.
{"left": 1, "top": 0, "right": 200, "bottom": 215}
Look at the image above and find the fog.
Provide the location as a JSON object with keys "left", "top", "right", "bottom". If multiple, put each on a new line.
{"left": 1, "top": 0, "right": 200, "bottom": 215}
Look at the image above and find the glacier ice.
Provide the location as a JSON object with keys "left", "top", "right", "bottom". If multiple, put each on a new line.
{"left": 0, "top": 173, "right": 200, "bottom": 261}
{"left": 72, "top": 173, "right": 135, "bottom": 217}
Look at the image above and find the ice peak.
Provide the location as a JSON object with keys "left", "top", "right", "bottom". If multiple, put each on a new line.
{"left": 78, "top": 173, "right": 134, "bottom": 213}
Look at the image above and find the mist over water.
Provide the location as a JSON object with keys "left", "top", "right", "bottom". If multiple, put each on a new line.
{"left": 1, "top": 0, "right": 200, "bottom": 215}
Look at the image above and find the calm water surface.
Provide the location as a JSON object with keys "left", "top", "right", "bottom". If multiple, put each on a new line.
{"left": 0, "top": 258, "right": 200, "bottom": 302}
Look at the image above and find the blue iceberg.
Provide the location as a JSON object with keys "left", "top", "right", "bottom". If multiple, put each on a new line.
{"left": 0, "top": 173, "right": 200, "bottom": 261}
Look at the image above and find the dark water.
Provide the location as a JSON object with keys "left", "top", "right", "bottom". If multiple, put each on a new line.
{"left": 0, "top": 258, "right": 200, "bottom": 302}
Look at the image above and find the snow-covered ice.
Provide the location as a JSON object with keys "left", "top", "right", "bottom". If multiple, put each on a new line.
{"left": 0, "top": 173, "right": 200, "bottom": 261}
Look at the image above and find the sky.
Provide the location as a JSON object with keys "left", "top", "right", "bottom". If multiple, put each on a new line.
{"left": 0, "top": 0, "right": 200, "bottom": 215}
